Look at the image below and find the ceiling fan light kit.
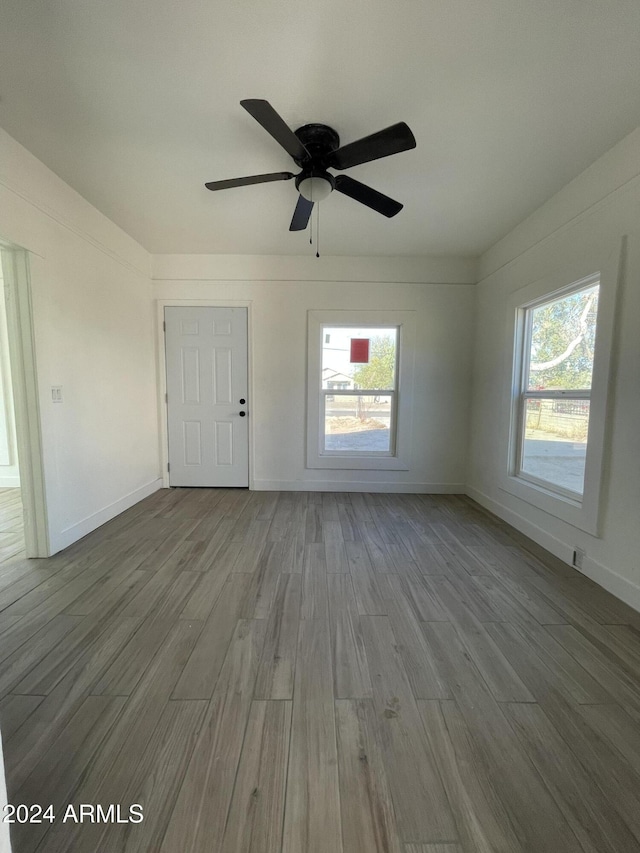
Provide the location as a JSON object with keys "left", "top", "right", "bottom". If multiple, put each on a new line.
{"left": 296, "top": 171, "right": 334, "bottom": 202}
{"left": 205, "top": 99, "right": 416, "bottom": 237}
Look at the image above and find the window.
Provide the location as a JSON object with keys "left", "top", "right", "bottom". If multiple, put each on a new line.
{"left": 517, "top": 280, "right": 599, "bottom": 498}
{"left": 321, "top": 326, "right": 398, "bottom": 455}
{"left": 307, "top": 310, "right": 415, "bottom": 470}
{"left": 503, "top": 256, "right": 620, "bottom": 537}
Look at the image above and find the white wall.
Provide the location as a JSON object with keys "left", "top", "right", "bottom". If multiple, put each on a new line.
{"left": 0, "top": 129, "right": 161, "bottom": 554}
{"left": 153, "top": 254, "right": 476, "bottom": 492}
{"left": 0, "top": 263, "right": 20, "bottom": 488}
{"left": 469, "top": 128, "right": 640, "bottom": 611}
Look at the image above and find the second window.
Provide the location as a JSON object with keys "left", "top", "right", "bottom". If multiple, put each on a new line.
{"left": 321, "top": 326, "right": 398, "bottom": 456}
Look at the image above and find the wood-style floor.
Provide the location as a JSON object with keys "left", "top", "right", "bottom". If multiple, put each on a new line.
{"left": 1, "top": 488, "right": 640, "bottom": 853}
{"left": 0, "top": 489, "right": 25, "bottom": 564}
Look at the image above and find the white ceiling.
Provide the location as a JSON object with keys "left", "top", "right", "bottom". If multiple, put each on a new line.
{"left": 1, "top": 0, "right": 640, "bottom": 257}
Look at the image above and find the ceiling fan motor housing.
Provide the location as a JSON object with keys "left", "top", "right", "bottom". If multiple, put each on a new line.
{"left": 293, "top": 124, "right": 340, "bottom": 200}
{"left": 293, "top": 123, "right": 341, "bottom": 167}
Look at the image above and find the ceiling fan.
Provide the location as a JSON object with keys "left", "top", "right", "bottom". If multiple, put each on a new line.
{"left": 205, "top": 99, "right": 417, "bottom": 231}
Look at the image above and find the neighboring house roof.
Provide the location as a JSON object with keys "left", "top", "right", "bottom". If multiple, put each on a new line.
{"left": 322, "top": 368, "right": 354, "bottom": 383}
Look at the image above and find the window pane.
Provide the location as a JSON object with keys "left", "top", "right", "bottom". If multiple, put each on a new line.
{"left": 322, "top": 327, "right": 397, "bottom": 391}
{"left": 521, "top": 398, "right": 590, "bottom": 495}
{"left": 324, "top": 395, "right": 393, "bottom": 452}
{"left": 527, "top": 285, "right": 599, "bottom": 391}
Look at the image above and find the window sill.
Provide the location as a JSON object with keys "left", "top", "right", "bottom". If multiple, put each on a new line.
{"left": 500, "top": 474, "right": 599, "bottom": 536}
{"left": 307, "top": 454, "right": 410, "bottom": 471}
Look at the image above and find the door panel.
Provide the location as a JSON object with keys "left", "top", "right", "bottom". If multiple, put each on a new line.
{"left": 165, "top": 306, "right": 248, "bottom": 487}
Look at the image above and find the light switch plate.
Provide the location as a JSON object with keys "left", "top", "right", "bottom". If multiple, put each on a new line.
{"left": 51, "top": 386, "right": 63, "bottom": 403}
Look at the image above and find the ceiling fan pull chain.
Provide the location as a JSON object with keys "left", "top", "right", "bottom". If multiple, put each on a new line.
{"left": 316, "top": 202, "right": 320, "bottom": 258}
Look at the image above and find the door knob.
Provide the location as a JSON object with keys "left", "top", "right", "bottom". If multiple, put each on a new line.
{"left": 239, "top": 411, "right": 246, "bottom": 417}
{"left": 239, "top": 398, "right": 246, "bottom": 404}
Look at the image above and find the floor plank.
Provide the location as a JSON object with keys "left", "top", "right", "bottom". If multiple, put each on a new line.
{"left": 0, "top": 614, "right": 83, "bottom": 697}
{"left": 5, "top": 615, "right": 140, "bottom": 793}
{"left": 34, "top": 618, "right": 204, "bottom": 853}
{"left": 578, "top": 701, "right": 640, "bottom": 775}
{"left": 328, "top": 573, "right": 372, "bottom": 699}
{"left": 301, "top": 543, "right": 329, "bottom": 621}
{"left": 220, "top": 700, "right": 292, "bottom": 853}
{"left": 171, "top": 574, "right": 254, "bottom": 700}
{"left": 95, "top": 698, "right": 207, "bottom": 853}
{"left": 417, "top": 699, "right": 524, "bottom": 853}
{"left": 254, "top": 573, "right": 301, "bottom": 700}
{"left": 282, "top": 617, "right": 343, "bottom": 853}
{"left": 404, "top": 845, "right": 464, "bottom": 853}
{"left": 10, "top": 694, "right": 126, "bottom": 853}
{"left": 384, "top": 578, "right": 450, "bottom": 700}
{"left": 0, "top": 489, "right": 25, "bottom": 564}
{"left": 335, "top": 698, "right": 402, "bottom": 853}
{"left": 360, "top": 615, "right": 456, "bottom": 844}
{"left": 420, "top": 621, "right": 584, "bottom": 852}
{"left": 504, "top": 701, "right": 640, "bottom": 853}
{"left": 160, "top": 619, "right": 267, "bottom": 853}
{"left": 0, "top": 694, "right": 44, "bottom": 741}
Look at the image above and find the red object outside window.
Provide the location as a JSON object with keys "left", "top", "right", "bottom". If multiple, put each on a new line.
{"left": 350, "top": 338, "right": 370, "bottom": 363}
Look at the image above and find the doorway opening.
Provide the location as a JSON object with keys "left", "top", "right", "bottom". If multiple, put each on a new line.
{"left": 0, "top": 252, "right": 25, "bottom": 560}
{"left": 0, "top": 244, "right": 49, "bottom": 557}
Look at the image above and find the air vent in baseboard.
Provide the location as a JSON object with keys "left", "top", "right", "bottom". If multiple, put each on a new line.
{"left": 572, "top": 547, "right": 585, "bottom": 570}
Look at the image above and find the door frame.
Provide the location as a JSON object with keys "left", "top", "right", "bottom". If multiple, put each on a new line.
{"left": 156, "top": 299, "right": 254, "bottom": 489}
{"left": 1, "top": 246, "right": 50, "bottom": 556}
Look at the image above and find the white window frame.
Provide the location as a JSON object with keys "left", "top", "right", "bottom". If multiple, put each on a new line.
{"left": 515, "top": 277, "right": 598, "bottom": 501}
{"left": 321, "top": 326, "right": 398, "bottom": 459}
{"left": 307, "top": 310, "right": 415, "bottom": 470}
{"left": 501, "top": 253, "right": 621, "bottom": 536}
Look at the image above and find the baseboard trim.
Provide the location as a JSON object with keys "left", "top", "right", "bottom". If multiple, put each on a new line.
{"left": 465, "top": 485, "right": 574, "bottom": 562}
{"left": 576, "top": 554, "right": 640, "bottom": 615}
{"left": 52, "top": 478, "right": 163, "bottom": 554}
{"left": 253, "top": 480, "right": 466, "bottom": 494}
{"left": 465, "top": 485, "right": 640, "bottom": 615}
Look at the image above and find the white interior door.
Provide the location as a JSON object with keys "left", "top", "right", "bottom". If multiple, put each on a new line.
{"left": 165, "top": 306, "right": 249, "bottom": 487}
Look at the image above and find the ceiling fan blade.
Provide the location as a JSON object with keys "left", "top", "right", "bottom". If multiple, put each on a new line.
{"left": 240, "top": 99, "right": 309, "bottom": 161}
{"left": 289, "top": 195, "right": 314, "bottom": 231}
{"left": 334, "top": 175, "right": 403, "bottom": 217}
{"left": 329, "top": 122, "right": 416, "bottom": 170}
{"left": 205, "top": 171, "right": 295, "bottom": 191}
